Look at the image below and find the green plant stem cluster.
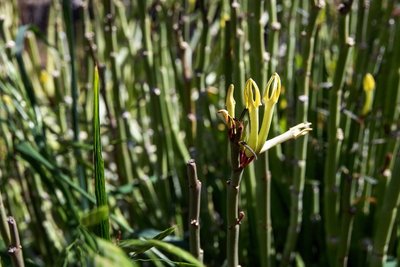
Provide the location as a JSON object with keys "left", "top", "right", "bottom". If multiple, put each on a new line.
{"left": 0, "top": 1, "right": 399, "bottom": 266}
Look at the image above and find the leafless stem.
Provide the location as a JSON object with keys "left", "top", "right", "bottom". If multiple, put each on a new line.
{"left": 187, "top": 159, "right": 203, "bottom": 262}
{"left": 7, "top": 217, "right": 25, "bottom": 267}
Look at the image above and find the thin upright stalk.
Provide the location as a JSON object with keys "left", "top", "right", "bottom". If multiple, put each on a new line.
{"left": 324, "top": 2, "right": 354, "bottom": 262}
{"left": 245, "top": 163, "right": 259, "bottom": 265}
{"left": 227, "top": 169, "right": 244, "bottom": 267}
{"left": 281, "top": 2, "right": 324, "bottom": 266}
{"left": 155, "top": 12, "right": 181, "bottom": 223}
{"left": 255, "top": 157, "right": 271, "bottom": 267}
{"left": 265, "top": 0, "right": 284, "bottom": 168}
{"left": 248, "top": 0, "right": 265, "bottom": 85}
{"left": 347, "top": 0, "right": 369, "bottom": 106}
{"left": 0, "top": 192, "right": 10, "bottom": 245}
{"left": 369, "top": 141, "right": 400, "bottom": 267}
{"left": 61, "top": 0, "right": 87, "bottom": 209}
{"left": 229, "top": 0, "right": 245, "bottom": 107}
{"left": 382, "top": 9, "right": 400, "bottom": 125}
{"left": 247, "top": 1, "right": 268, "bottom": 265}
{"left": 227, "top": 121, "right": 244, "bottom": 267}
{"left": 336, "top": 169, "right": 356, "bottom": 267}
{"left": 187, "top": 159, "right": 203, "bottom": 262}
{"left": 263, "top": 3, "right": 280, "bottom": 264}
{"left": 102, "top": 0, "right": 133, "bottom": 184}
{"left": 7, "top": 217, "right": 24, "bottom": 267}
{"left": 372, "top": 20, "right": 400, "bottom": 219}
{"left": 284, "top": 0, "right": 299, "bottom": 125}
{"left": 194, "top": 0, "right": 211, "bottom": 169}
{"left": 266, "top": 0, "right": 279, "bottom": 75}
{"left": 137, "top": 0, "right": 168, "bottom": 177}
{"left": 229, "top": 2, "right": 256, "bottom": 264}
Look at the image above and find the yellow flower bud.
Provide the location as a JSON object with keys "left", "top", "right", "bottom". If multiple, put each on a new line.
{"left": 244, "top": 79, "right": 261, "bottom": 157}
{"left": 263, "top": 72, "right": 281, "bottom": 105}
{"left": 226, "top": 84, "right": 236, "bottom": 118}
{"left": 220, "top": 13, "right": 230, "bottom": 28}
{"left": 256, "top": 73, "right": 281, "bottom": 153}
{"left": 363, "top": 73, "right": 375, "bottom": 92}
{"left": 361, "top": 73, "right": 375, "bottom": 116}
{"left": 244, "top": 78, "right": 261, "bottom": 109}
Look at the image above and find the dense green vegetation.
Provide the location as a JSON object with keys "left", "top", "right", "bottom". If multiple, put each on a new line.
{"left": 0, "top": 0, "right": 399, "bottom": 266}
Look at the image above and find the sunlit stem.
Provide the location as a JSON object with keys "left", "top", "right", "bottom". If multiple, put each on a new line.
{"left": 257, "top": 102, "right": 275, "bottom": 153}
{"left": 361, "top": 91, "right": 374, "bottom": 116}
{"left": 247, "top": 106, "right": 259, "bottom": 157}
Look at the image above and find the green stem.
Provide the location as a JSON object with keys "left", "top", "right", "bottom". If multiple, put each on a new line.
{"left": 229, "top": 0, "right": 245, "bottom": 107}
{"left": 347, "top": 0, "right": 368, "bottom": 107}
{"left": 265, "top": 0, "right": 285, "bottom": 167}
{"left": 187, "top": 159, "right": 203, "bottom": 262}
{"left": 280, "top": 2, "right": 323, "bottom": 266}
{"left": 0, "top": 192, "right": 10, "bottom": 246}
{"left": 383, "top": 16, "right": 400, "bottom": 128}
{"left": 227, "top": 167, "right": 244, "bottom": 267}
{"left": 227, "top": 122, "right": 244, "bottom": 267}
{"left": 324, "top": 3, "right": 354, "bottom": 262}
{"left": 369, "top": 142, "right": 400, "bottom": 267}
{"left": 243, "top": 163, "right": 258, "bottom": 265}
{"left": 336, "top": 169, "right": 356, "bottom": 267}
{"left": 228, "top": 2, "right": 257, "bottom": 263}
{"left": 7, "top": 217, "right": 24, "bottom": 267}
{"left": 138, "top": 0, "right": 164, "bottom": 175}
{"left": 62, "top": 0, "right": 87, "bottom": 209}
{"left": 248, "top": 0, "right": 266, "bottom": 85}
{"left": 284, "top": 0, "right": 299, "bottom": 125}
{"left": 194, "top": 0, "right": 210, "bottom": 167}
{"left": 247, "top": 1, "right": 269, "bottom": 265}
{"left": 102, "top": 0, "right": 133, "bottom": 184}
{"left": 256, "top": 155, "right": 272, "bottom": 267}
{"left": 266, "top": 0, "right": 279, "bottom": 75}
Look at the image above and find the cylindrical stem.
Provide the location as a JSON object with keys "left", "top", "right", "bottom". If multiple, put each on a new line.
{"left": 227, "top": 122, "right": 244, "bottom": 267}
{"left": 7, "top": 217, "right": 25, "bottom": 267}
{"left": 324, "top": 3, "right": 354, "bottom": 262}
{"left": 369, "top": 143, "right": 400, "bottom": 267}
{"left": 336, "top": 172, "right": 355, "bottom": 267}
{"left": 281, "top": 2, "right": 323, "bottom": 265}
{"left": 61, "top": 0, "right": 87, "bottom": 209}
{"left": 187, "top": 159, "right": 203, "bottom": 262}
{"left": 0, "top": 193, "right": 10, "bottom": 245}
{"left": 103, "top": 0, "right": 133, "bottom": 184}
{"left": 227, "top": 168, "right": 244, "bottom": 267}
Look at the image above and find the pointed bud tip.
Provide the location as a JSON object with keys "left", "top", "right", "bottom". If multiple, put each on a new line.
{"left": 363, "top": 73, "right": 375, "bottom": 92}
{"left": 226, "top": 84, "right": 236, "bottom": 117}
{"left": 244, "top": 78, "right": 261, "bottom": 109}
{"left": 263, "top": 73, "right": 281, "bottom": 104}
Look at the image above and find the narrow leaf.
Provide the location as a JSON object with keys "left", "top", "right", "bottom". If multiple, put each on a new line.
{"left": 93, "top": 66, "right": 110, "bottom": 240}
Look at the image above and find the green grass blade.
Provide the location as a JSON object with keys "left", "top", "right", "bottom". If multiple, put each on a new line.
{"left": 121, "top": 239, "right": 204, "bottom": 267}
{"left": 93, "top": 66, "right": 110, "bottom": 240}
{"left": 15, "top": 141, "right": 95, "bottom": 203}
{"left": 120, "top": 226, "right": 176, "bottom": 255}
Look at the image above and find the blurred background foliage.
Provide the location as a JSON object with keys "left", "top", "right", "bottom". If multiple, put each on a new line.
{"left": 0, "top": 0, "right": 399, "bottom": 266}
